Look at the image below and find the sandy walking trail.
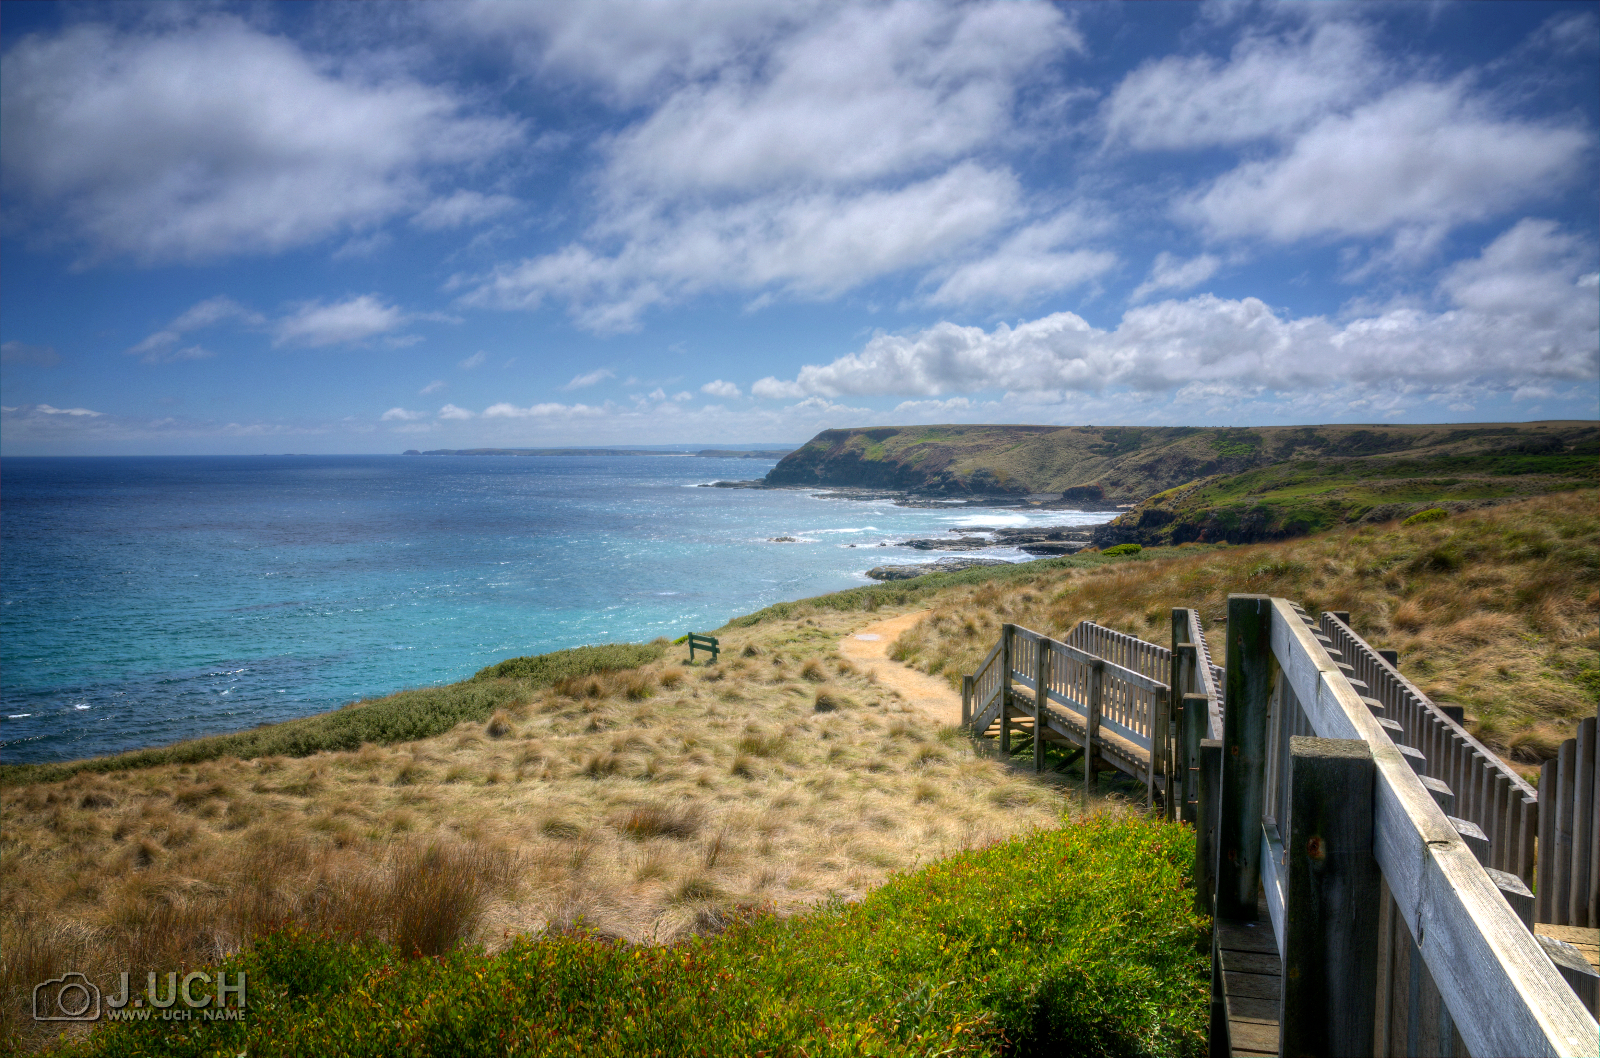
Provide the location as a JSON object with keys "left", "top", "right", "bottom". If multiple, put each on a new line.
{"left": 839, "top": 610, "right": 962, "bottom": 727}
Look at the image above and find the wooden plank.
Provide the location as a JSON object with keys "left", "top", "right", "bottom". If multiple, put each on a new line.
{"left": 1271, "top": 600, "right": 1597, "bottom": 1057}
{"left": 1220, "top": 594, "right": 1275, "bottom": 922}
{"left": 1535, "top": 924, "right": 1599, "bottom": 972}
{"left": 1221, "top": 949, "right": 1283, "bottom": 975}
{"left": 1225, "top": 970, "right": 1281, "bottom": 1001}
{"left": 1218, "top": 918, "right": 1279, "bottom": 954}
{"left": 1280, "top": 736, "right": 1380, "bottom": 1058}
{"left": 1571, "top": 716, "right": 1595, "bottom": 927}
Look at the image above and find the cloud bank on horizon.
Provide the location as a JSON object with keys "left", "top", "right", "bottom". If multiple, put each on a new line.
{"left": 1, "top": 0, "right": 1595, "bottom": 454}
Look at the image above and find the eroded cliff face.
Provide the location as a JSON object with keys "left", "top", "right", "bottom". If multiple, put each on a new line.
{"left": 767, "top": 422, "right": 1600, "bottom": 544}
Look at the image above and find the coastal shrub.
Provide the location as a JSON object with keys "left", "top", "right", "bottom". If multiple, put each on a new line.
{"left": 1102, "top": 543, "right": 1143, "bottom": 557}
{"left": 59, "top": 813, "right": 1207, "bottom": 1058}
{"left": 1403, "top": 507, "right": 1449, "bottom": 527}
{"left": 471, "top": 641, "right": 666, "bottom": 683}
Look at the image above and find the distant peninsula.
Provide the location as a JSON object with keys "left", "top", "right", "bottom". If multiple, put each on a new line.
{"left": 403, "top": 447, "right": 795, "bottom": 459}
{"left": 752, "top": 421, "right": 1599, "bottom": 546}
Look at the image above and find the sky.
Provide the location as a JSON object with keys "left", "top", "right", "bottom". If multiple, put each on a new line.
{"left": 1, "top": 0, "right": 1596, "bottom": 456}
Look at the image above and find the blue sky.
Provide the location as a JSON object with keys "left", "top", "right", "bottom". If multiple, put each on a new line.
{"left": 2, "top": 0, "right": 1596, "bottom": 455}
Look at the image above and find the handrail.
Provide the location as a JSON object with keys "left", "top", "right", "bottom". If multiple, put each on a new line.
{"left": 1320, "top": 612, "right": 1538, "bottom": 884}
{"left": 1224, "top": 596, "right": 1594, "bottom": 1057}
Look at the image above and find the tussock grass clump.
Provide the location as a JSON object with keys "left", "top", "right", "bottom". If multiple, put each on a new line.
{"left": 64, "top": 813, "right": 1204, "bottom": 1058}
{"left": 615, "top": 803, "right": 700, "bottom": 841}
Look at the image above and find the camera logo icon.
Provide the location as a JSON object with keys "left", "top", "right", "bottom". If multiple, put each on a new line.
{"left": 33, "top": 972, "right": 100, "bottom": 1022}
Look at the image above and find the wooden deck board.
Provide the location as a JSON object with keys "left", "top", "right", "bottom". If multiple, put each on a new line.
{"left": 1218, "top": 894, "right": 1281, "bottom": 1058}
{"left": 1536, "top": 923, "right": 1599, "bottom": 973}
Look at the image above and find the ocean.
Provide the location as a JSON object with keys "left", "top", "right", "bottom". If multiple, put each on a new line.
{"left": 0, "top": 454, "right": 1107, "bottom": 765}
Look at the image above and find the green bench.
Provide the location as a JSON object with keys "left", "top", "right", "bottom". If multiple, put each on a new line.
{"left": 686, "top": 633, "right": 719, "bottom": 663}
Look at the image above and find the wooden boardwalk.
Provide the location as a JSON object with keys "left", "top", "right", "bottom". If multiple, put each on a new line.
{"left": 962, "top": 605, "right": 1598, "bottom": 1057}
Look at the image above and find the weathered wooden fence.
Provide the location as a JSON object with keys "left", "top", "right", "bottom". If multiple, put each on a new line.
{"left": 1320, "top": 612, "right": 1539, "bottom": 885}
{"left": 960, "top": 620, "right": 1172, "bottom": 804}
{"left": 1538, "top": 715, "right": 1598, "bottom": 929}
{"left": 1214, "top": 595, "right": 1594, "bottom": 1057}
{"left": 960, "top": 597, "right": 1599, "bottom": 1056}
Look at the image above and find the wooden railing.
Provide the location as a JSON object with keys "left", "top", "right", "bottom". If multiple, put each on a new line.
{"left": 1538, "top": 714, "right": 1598, "bottom": 928}
{"left": 1320, "top": 612, "right": 1539, "bottom": 886}
{"left": 960, "top": 620, "right": 1171, "bottom": 802}
{"left": 1213, "top": 595, "right": 1594, "bottom": 1057}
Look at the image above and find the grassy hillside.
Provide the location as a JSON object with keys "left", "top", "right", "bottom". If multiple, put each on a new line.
{"left": 763, "top": 422, "right": 1598, "bottom": 542}
{"left": 884, "top": 491, "right": 1598, "bottom": 772}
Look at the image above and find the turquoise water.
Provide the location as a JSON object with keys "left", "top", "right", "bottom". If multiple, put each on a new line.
{"left": 0, "top": 455, "right": 1106, "bottom": 765}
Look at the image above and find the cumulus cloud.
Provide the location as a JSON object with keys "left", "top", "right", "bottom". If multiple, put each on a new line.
{"left": 1104, "top": 20, "right": 1379, "bottom": 150}
{"left": 0, "top": 17, "right": 521, "bottom": 264}
{"left": 922, "top": 212, "right": 1118, "bottom": 307}
{"left": 1, "top": 342, "right": 60, "bottom": 367}
{"left": 564, "top": 367, "right": 615, "bottom": 390}
{"left": 381, "top": 407, "right": 424, "bottom": 421}
{"left": 461, "top": 162, "right": 1021, "bottom": 332}
{"left": 1186, "top": 81, "right": 1591, "bottom": 251}
{"left": 450, "top": 1, "right": 1085, "bottom": 331}
{"left": 700, "top": 379, "right": 741, "bottom": 399}
{"left": 755, "top": 219, "right": 1597, "bottom": 401}
{"left": 419, "top": 379, "right": 447, "bottom": 394}
{"left": 273, "top": 295, "right": 409, "bottom": 348}
{"left": 437, "top": 403, "right": 476, "bottom": 420}
{"left": 1130, "top": 252, "right": 1222, "bottom": 303}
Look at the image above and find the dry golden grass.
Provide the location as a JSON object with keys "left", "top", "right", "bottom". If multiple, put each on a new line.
{"left": 0, "top": 611, "right": 1075, "bottom": 1049}
{"left": 888, "top": 491, "right": 1598, "bottom": 779}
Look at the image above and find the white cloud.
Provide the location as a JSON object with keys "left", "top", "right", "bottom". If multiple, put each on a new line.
{"left": 483, "top": 401, "right": 605, "bottom": 419}
{"left": 457, "top": 352, "right": 488, "bottom": 370}
{"left": 700, "top": 379, "right": 741, "bottom": 399}
{"left": 1187, "top": 81, "right": 1591, "bottom": 250}
{"left": 1104, "top": 20, "right": 1379, "bottom": 150}
{"left": 274, "top": 295, "right": 409, "bottom": 348}
{"left": 437, "top": 403, "right": 476, "bottom": 420}
{"left": 461, "top": 162, "right": 1021, "bottom": 332}
{"left": 752, "top": 377, "right": 807, "bottom": 400}
{"left": 0, "top": 17, "right": 521, "bottom": 263}
{"left": 922, "top": 211, "right": 1118, "bottom": 307}
{"left": 672, "top": 391, "right": 694, "bottom": 402}
{"left": 129, "top": 295, "right": 263, "bottom": 362}
{"left": 564, "top": 367, "right": 615, "bottom": 390}
{"left": 451, "top": 1, "right": 1083, "bottom": 331}
{"left": 381, "top": 407, "right": 424, "bottom": 421}
{"left": 756, "top": 219, "right": 1598, "bottom": 401}
{"left": 1130, "top": 252, "right": 1222, "bottom": 303}
{"left": 600, "top": 2, "right": 1076, "bottom": 195}
{"left": 1, "top": 342, "right": 60, "bottom": 367}
{"left": 411, "top": 190, "right": 519, "bottom": 231}
{"left": 419, "top": 380, "right": 447, "bottom": 394}
{"left": 36, "top": 403, "right": 104, "bottom": 416}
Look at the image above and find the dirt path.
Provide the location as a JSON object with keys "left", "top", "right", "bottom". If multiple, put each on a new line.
{"left": 839, "top": 610, "right": 962, "bottom": 726}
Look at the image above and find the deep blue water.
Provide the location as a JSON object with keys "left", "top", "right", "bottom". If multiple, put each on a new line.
{"left": 1, "top": 455, "right": 1107, "bottom": 765}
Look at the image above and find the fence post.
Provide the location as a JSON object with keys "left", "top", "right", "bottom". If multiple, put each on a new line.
{"left": 961, "top": 674, "right": 972, "bottom": 727}
{"left": 1219, "top": 594, "right": 1275, "bottom": 921}
{"left": 1569, "top": 714, "right": 1595, "bottom": 927}
{"left": 1280, "top": 736, "right": 1380, "bottom": 1057}
{"left": 1085, "top": 659, "right": 1104, "bottom": 803}
{"left": 1198, "top": 737, "right": 1223, "bottom": 918}
{"left": 1182, "top": 692, "right": 1208, "bottom": 825}
{"left": 999, "top": 624, "right": 1013, "bottom": 759}
{"left": 1538, "top": 757, "right": 1558, "bottom": 923}
{"left": 1034, "top": 639, "right": 1048, "bottom": 774}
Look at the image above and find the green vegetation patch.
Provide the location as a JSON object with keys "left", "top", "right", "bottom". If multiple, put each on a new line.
{"left": 58, "top": 813, "right": 1207, "bottom": 1058}
{"left": 471, "top": 641, "right": 665, "bottom": 683}
{"left": 1, "top": 643, "right": 663, "bottom": 787}
{"left": 1102, "top": 543, "right": 1144, "bottom": 557}
{"left": 1403, "top": 508, "right": 1449, "bottom": 527}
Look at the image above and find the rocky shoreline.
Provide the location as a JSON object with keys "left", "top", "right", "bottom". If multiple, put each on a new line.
{"left": 861, "top": 523, "right": 1105, "bottom": 580}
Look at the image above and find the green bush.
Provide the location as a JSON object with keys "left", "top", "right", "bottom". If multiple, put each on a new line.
{"left": 1102, "top": 543, "right": 1144, "bottom": 557}
{"left": 57, "top": 814, "right": 1208, "bottom": 1058}
{"left": 1402, "top": 507, "right": 1449, "bottom": 527}
{"left": 470, "top": 641, "right": 665, "bottom": 682}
